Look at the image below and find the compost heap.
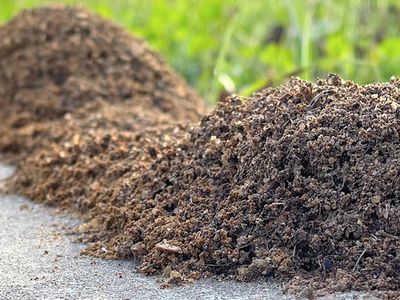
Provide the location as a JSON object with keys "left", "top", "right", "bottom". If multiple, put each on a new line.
{"left": 0, "top": 6, "right": 206, "bottom": 159}
{"left": 83, "top": 75, "right": 397, "bottom": 297}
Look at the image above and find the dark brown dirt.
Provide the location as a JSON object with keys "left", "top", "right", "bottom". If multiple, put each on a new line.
{"left": 15, "top": 74, "right": 400, "bottom": 298}
{"left": 0, "top": 5, "right": 205, "bottom": 287}
{"left": 13, "top": 105, "right": 191, "bottom": 210}
{"left": 2, "top": 6, "right": 399, "bottom": 300}
{"left": 0, "top": 6, "right": 206, "bottom": 158}
{"left": 78, "top": 75, "right": 398, "bottom": 298}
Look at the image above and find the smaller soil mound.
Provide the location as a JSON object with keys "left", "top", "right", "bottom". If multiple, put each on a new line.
{"left": 0, "top": 6, "right": 206, "bottom": 157}
{"left": 14, "top": 101, "right": 190, "bottom": 211}
{"left": 1, "top": 8, "right": 207, "bottom": 280}
{"left": 72, "top": 75, "right": 398, "bottom": 298}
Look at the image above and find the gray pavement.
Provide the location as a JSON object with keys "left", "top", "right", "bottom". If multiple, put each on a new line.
{"left": 0, "top": 163, "right": 375, "bottom": 300}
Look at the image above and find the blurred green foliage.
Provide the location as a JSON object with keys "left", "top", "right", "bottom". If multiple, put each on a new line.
{"left": 1, "top": 0, "right": 400, "bottom": 103}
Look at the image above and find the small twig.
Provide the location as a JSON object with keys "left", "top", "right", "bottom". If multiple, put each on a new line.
{"left": 206, "top": 262, "right": 234, "bottom": 268}
{"left": 238, "top": 243, "right": 252, "bottom": 250}
{"left": 352, "top": 249, "right": 366, "bottom": 272}
{"left": 140, "top": 261, "right": 158, "bottom": 271}
{"left": 318, "top": 201, "right": 322, "bottom": 217}
{"left": 375, "top": 230, "right": 400, "bottom": 240}
{"left": 308, "top": 90, "right": 334, "bottom": 109}
{"left": 266, "top": 202, "right": 285, "bottom": 209}
{"left": 308, "top": 92, "right": 324, "bottom": 109}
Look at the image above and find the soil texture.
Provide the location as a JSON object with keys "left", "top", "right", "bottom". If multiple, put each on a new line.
{"left": 0, "top": 6, "right": 206, "bottom": 158}
{"left": 1, "top": 6, "right": 399, "bottom": 300}
{"left": 15, "top": 74, "right": 400, "bottom": 298}
{"left": 89, "top": 76, "right": 400, "bottom": 298}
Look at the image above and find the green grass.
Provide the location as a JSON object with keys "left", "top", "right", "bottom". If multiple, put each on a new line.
{"left": 2, "top": 0, "right": 400, "bottom": 103}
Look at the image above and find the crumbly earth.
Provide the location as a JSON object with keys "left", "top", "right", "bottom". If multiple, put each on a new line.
{"left": 0, "top": 6, "right": 205, "bottom": 227}
{"left": 14, "top": 75, "right": 400, "bottom": 298}
{"left": 13, "top": 104, "right": 191, "bottom": 211}
{"left": 81, "top": 75, "right": 398, "bottom": 298}
{"left": 1, "top": 6, "right": 399, "bottom": 300}
{"left": 0, "top": 6, "right": 206, "bottom": 158}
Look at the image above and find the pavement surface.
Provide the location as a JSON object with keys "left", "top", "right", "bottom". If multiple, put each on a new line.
{"left": 0, "top": 163, "right": 375, "bottom": 300}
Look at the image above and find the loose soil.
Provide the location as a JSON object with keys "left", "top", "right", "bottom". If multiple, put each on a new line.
{"left": 0, "top": 6, "right": 206, "bottom": 158}
{"left": 79, "top": 75, "right": 399, "bottom": 298}
{"left": 1, "top": 6, "right": 399, "bottom": 300}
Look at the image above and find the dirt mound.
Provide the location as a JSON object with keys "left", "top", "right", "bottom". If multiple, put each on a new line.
{"left": 0, "top": 6, "right": 206, "bottom": 156}
{"left": 3, "top": 6, "right": 399, "bottom": 299}
{"left": 61, "top": 75, "right": 398, "bottom": 297}
{"left": 13, "top": 103, "right": 190, "bottom": 209}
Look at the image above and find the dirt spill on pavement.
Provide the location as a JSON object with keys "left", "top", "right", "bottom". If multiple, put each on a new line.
{"left": 1, "top": 7, "right": 399, "bottom": 300}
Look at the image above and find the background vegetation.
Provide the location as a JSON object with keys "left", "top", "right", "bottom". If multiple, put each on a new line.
{"left": 2, "top": 0, "right": 400, "bottom": 103}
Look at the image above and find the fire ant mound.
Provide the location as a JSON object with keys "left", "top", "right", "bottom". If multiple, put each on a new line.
{"left": 0, "top": 6, "right": 206, "bottom": 157}
{"left": 13, "top": 103, "right": 191, "bottom": 210}
{"left": 0, "top": 6, "right": 206, "bottom": 245}
{"left": 75, "top": 75, "right": 398, "bottom": 297}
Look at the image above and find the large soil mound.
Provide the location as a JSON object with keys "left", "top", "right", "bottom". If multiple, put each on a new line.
{"left": 74, "top": 75, "right": 398, "bottom": 297}
{"left": 14, "top": 75, "right": 400, "bottom": 297}
{"left": 0, "top": 6, "right": 206, "bottom": 156}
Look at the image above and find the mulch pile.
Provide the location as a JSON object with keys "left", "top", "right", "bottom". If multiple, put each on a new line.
{"left": 1, "top": 6, "right": 399, "bottom": 300}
